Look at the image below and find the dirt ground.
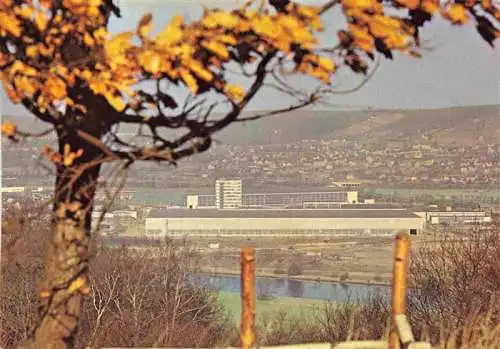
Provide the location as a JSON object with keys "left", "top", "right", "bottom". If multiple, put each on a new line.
{"left": 183, "top": 235, "right": 431, "bottom": 285}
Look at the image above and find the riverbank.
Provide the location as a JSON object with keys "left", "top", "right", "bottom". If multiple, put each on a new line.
{"left": 198, "top": 267, "right": 392, "bottom": 287}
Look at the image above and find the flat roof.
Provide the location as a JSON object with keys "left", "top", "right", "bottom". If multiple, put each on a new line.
{"left": 148, "top": 208, "right": 420, "bottom": 219}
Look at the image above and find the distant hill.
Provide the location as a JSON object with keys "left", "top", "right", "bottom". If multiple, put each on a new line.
{"left": 3, "top": 105, "right": 499, "bottom": 146}
{"left": 216, "top": 104, "right": 500, "bottom": 146}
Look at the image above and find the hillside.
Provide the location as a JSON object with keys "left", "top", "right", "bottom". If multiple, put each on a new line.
{"left": 216, "top": 104, "right": 500, "bottom": 146}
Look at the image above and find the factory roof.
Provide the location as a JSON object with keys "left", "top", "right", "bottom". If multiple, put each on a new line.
{"left": 147, "top": 208, "right": 420, "bottom": 219}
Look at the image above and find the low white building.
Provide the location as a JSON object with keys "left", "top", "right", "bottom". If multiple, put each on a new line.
{"left": 425, "top": 211, "right": 490, "bottom": 225}
{"left": 145, "top": 208, "right": 424, "bottom": 237}
{"left": 1, "top": 186, "right": 25, "bottom": 193}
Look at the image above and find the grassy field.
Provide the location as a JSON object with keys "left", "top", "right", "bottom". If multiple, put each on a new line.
{"left": 218, "top": 291, "right": 323, "bottom": 324}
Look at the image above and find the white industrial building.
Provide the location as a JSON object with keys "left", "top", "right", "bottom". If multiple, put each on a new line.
{"left": 145, "top": 208, "right": 424, "bottom": 237}
{"left": 424, "top": 211, "right": 491, "bottom": 225}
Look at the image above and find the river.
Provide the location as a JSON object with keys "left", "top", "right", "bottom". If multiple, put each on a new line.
{"left": 192, "top": 274, "right": 389, "bottom": 303}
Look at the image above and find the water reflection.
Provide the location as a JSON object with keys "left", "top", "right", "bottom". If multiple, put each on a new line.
{"left": 192, "top": 274, "right": 390, "bottom": 303}
{"left": 287, "top": 279, "right": 304, "bottom": 298}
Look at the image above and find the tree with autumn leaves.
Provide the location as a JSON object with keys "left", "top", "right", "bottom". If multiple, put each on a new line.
{"left": 0, "top": 0, "right": 498, "bottom": 348}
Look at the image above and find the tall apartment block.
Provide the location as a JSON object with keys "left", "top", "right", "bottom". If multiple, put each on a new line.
{"left": 215, "top": 179, "right": 242, "bottom": 209}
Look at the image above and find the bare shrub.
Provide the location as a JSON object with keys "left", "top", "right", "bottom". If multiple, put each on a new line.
{"left": 314, "top": 292, "right": 390, "bottom": 344}
{"left": 257, "top": 311, "right": 322, "bottom": 346}
{"left": 339, "top": 272, "right": 349, "bottom": 283}
{"left": 256, "top": 292, "right": 390, "bottom": 346}
{"left": 287, "top": 258, "right": 304, "bottom": 276}
{"left": 0, "top": 200, "right": 50, "bottom": 348}
{"left": 408, "top": 227, "right": 500, "bottom": 345}
{"left": 77, "top": 239, "right": 234, "bottom": 348}
{"left": 273, "top": 267, "right": 286, "bottom": 275}
{"left": 1, "top": 204, "right": 233, "bottom": 349}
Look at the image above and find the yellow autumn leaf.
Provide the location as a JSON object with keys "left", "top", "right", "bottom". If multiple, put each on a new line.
{"left": 349, "top": 24, "right": 374, "bottom": 52}
{"left": 46, "top": 76, "right": 67, "bottom": 99}
{"left": 80, "top": 69, "right": 93, "bottom": 81}
{"left": 341, "top": 0, "right": 377, "bottom": 10}
{"left": 9, "top": 60, "right": 37, "bottom": 76}
{"left": 309, "top": 67, "right": 330, "bottom": 83}
{"left": 394, "top": 0, "right": 420, "bottom": 10}
{"left": 216, "top": 34, "right": 237, "bottom": 45}
{"left": 93, "top": 27, "right": 109, "bottom": 40}
{"left": 0, "top": 12, "right": 22, "bottom": 37}
{"left": 89, "top": 80, "right": 106, "bottom": 95}
{"left": 235, "top": 18, "right": 252, "bottom": 32}
{"left": 172, "top": 43, "right": 194, "bottom": 59}
{"left": 138, "top": 12, "right": 153, "bottom": 38}
{"left": 225, "top": 84, "right": 245, "bottom": 102}
{"left": 345, "top": 9, "right": 373, "bottom": 24}
{"left": 139, "top": 50, "right": 161, "bottom": 74}
{"left": 278, "top": 15, "right": 301, "bottom": 32}
{"left": 372, "top": 15, "right": 402, "bottom": 31}
{"left": 105, "top": 92, "right": 126, "bottom": 111}
{"left": 201, "top": 40, "right": 230, "bottom": 59}
{"left": 369, "top": 16, "right": 402, "bottom": 39}
{"left": 442, "top": 4, "right": 469, "bottom": 24}
{"left": 39, "top": 0, "right": 51, "bottom": 8}
{"left": 201, "top": 15, "right": 218, "bottom": 29}
{"left": 204, "top": 11, "right": 239, "bottom": 29}
{"left": 87, "top": 4, "right": 100, "bottom": 17}
{"left": 64, "top": 143, "right": 71, "bottom": 156}
{"left": 61, "top": 23, "right": 74, "bottom": 34}
{"left": 34, "top": 11, "right": 48, "bottom": 31}
{"left": 26, "top": 45, "right": 38, "bottom": 58}
{"left": 274, "top": 38, "right": 291, "bottom": 52}
{"left": 297, "top": 5, "right": 320, "bottom": 18}
{"left": 0, "top": 52, "right": 8, "bottom": 66}
{"left": 156, "top": 20, "right": 183, "bottom": 47}
{"left": 291, "top": 26, "right": 315, "bottom": 45}
{"left": 384, "top": 31, "right": 409, "bottom": 49}
{"left": 15, "top": 6, "right": 34, "bottom": 19}
{"left": 15, "top": 76, "right": 37, "bottom": 94}
{"left": 186, "top": 60, "right": 213, "bottom": 82}
{"left": 105, "top": 32, "right": 134, "bottom": 57}
{"left": 252, "top": 16, "right": 281, "bottom": 39}
{"left": 84, "top": 32, "right": 95, "bottom": 47}
{"left": 1, "top": 121, "right": 16, "bottom": 137}
{"left": 68, "top": 276, "right": 86, "bottom": 293}
{"left": 317, "top": 56, "right": 336, "bottom": 72}
{"left": 422, "top": 0, "right": 439, "bottom": 15}
{"left": 64, "top": 154, "right": 76, "bottom": 166}
{"left": 310, "top": 16, "right": 324, "bottom": 31}
{"left": 180, "top": 68, "right": 198, "bottom": 93}
{"left": 38, "top": 44, "right": 54, "bottom": 57}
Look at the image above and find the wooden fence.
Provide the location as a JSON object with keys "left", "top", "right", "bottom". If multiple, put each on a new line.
{"left": 101, "top": 232, "right": 432, "bottom": 349}
{"left": 237, "top": 232, "right": 430, "bottom": 349}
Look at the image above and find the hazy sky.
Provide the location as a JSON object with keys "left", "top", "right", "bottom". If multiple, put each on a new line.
{"left": 1, "top": 0, "right": 499, "bottom": 117}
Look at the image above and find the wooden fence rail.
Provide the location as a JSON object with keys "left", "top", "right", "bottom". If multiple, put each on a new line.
{"left": 96, "top": 232, "right": 431, "bottom": 349}
{"left": 235, "top": 231, "right": 430, "bottom": 349}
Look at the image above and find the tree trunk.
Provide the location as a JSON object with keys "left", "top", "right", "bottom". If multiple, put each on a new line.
{"left": 19, "top": 128, "right": 103, "bottom": 349}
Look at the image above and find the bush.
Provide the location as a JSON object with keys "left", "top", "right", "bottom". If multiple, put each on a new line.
{"left": 287, "top": 261, "right": 304, "bottom": 276}
{"left": 408, "top": 228, "right": 500, "bottom": 345}
{"left": 273, "top": 267, "right": 286, "bottom": 275}
{"left": 0, "top": 203, "right": 233, "bottom": 349}
{"left": 339, "top": 272, "right": 349, "bottom": 283}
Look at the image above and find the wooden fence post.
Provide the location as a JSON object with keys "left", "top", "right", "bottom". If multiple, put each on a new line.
{"left": 241, "top": 247, "right": 256, "bottom": 349}
{"left": 389, "top": 232, "right": 411, "bottom": 349}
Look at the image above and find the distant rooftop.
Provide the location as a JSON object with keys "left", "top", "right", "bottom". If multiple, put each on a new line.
{"left": 147, "top": 208, "right": 420, "bottom": 219}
